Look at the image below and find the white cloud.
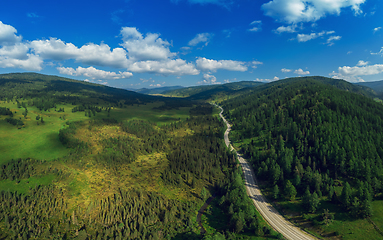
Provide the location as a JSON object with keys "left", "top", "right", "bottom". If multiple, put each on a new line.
{"left": 0, "top": 21, "right": 22, "bottom": 46}
{"left": 356, "top": 60, "right": 369, "bottom": 66}
{"left": 31, "top": 38, "right": 129, "bottom": 68}
{"left": 281, "top": 68, "right": 292, "bottom": 72}
{"left": 120, "top": 27, "right": 176, "bottom": 61}
{"left": 0, "top": 54, "right": 43, "bottom": 71}
{"left": 374, "top": 27, "right": 382, "bottom": 33}
{"left": 326, "top": 35, "right": 341, "bottom": 46}
{"left": 274, "top": 24, "right": 298, "bottom": 34}
{"left": 297, "top": 30, "right": 336, "bottom": 43}
{"left": 0, "top": 43, "right": 29, "bottom": 59}
{"left": 57, "top": 66, "right": 133, "bottom": 80}
{"left": 251, "top": 61, "right": 263, "bottom": 68}
{"left": 248, "top": 20, "right": 262, "bottom": 32}
{"left": 255, "top": 76, "right": 280, "bottom": 82}
{"left": 198, "top": 73, "right": 221, "bottom": 85}
{"left": 188, "top": 33, "right": 213, "bottom": 46}
{"left": 128, "top": 59, "right": 199, "bottom": 76}
{"left": 196, "top": 57, "right": 248, "bottom": 72}
{"left": 330, "top": 62, "right": 383, "bottom": 82}
{"left": 371, "top": 47, "right": 383, "bottom": 56}
{"left": 294, "top": 68, "right": 310, "bottom": 75}
{"left": 262, "top": 0, "right": 365, "bottom": 24}
{"left": 77, "top": 43, "right": 128, "bottom": 68}
{"left": 30, "top": 38, "right": 79, "bottom": 61}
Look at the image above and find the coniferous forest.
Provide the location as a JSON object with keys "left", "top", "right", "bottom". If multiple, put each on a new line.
{"left": 222, "top": 77, "right": 383, "bottom": 234}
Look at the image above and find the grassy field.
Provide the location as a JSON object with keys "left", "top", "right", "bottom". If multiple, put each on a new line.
{"left": 0, "top": 101, "right": 191, "bottom": 163}
{"left": 0, "top": 174, "right": 56, "bottom": 194}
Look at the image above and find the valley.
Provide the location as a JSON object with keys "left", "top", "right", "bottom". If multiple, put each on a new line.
{"left": 1, "top": 73, "right": 383, "bottom": 239}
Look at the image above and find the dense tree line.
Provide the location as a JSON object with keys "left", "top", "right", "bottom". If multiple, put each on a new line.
{"left": 223, "top": 78, "right": 383, "bottom": 217}
{"left": 5, "top": 117, "right": 24, "bottom": 126}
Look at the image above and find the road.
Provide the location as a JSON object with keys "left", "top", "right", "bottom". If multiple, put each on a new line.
{"left": 216, "top": 104, "right": 317, "bottom": 240}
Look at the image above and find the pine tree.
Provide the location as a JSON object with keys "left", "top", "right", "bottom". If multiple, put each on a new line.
{"left": 285, "top": 180, "right": 297, "bottom": 200}
{"left": 341, "top": 182, "right": 352, "bottom": 208}
{"left": 272, "top": 185, "right": 279, "bottom": 200}
{"left": 309, "top": 192, "right": 320, "bottom": 213}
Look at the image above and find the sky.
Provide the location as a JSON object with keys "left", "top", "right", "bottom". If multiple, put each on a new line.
{"left": 0, "top": 0, "right": 382, "bottom": 89}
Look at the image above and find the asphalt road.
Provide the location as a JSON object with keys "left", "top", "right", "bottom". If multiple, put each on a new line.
{"left": 216, "top": 104, "right": 317, "bottom": 240}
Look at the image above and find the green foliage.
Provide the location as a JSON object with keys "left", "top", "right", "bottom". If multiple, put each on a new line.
{"left": 223, "top": 77, "right": 383, "bottom": 221}
{"left": 5, "top": 117, "right": 24, "bottom": 126}
{"left": 272, "top": 184, "right": 279, "bottom": 200}
{"left": 285, "top": 180, "right": 297, "bottom": 200}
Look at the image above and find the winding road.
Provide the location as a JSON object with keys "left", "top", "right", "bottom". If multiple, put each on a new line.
{"left": 216, "top": 104, "right": 317, "bottom": 240}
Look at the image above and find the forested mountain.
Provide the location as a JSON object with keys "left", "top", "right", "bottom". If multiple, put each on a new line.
{"left": 222, "top": 76, "right": 383, "bottom": 236}
{"left": 357, "top": 80, "right": 383, "bottom": 99}
{"left": 133, "top": 86, "right": 184, "bottom": 95}
{"left": 162, "top": 81, "right": 265, "bottom": 101}
{"left": 0, "top": 73, "right": 193, "bottom": 108}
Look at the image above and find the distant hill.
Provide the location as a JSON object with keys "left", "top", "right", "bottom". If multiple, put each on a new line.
{"left": 356, "top": 80, "right": 383, "bottom": 93}
{"left": 163, "top": 81, "right": 265, "bottom": 101}
{"left": 133, "top": 86, "right": 184, "bottom": 95}
{"left": 0, "top": 72, "right": 193, "bottom": 108}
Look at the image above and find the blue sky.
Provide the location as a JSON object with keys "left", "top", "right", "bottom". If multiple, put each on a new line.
{"left": 0, "top": 0, "right": 382, "bottom": 88}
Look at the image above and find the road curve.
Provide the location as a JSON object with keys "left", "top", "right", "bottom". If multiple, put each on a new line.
{"left": 215, "top": 104, "right": 317, "bottom": 240}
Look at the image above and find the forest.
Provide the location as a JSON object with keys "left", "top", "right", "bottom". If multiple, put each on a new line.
{"left": 0, "top": 73, "right": 282, "bottom": 239}
{"left": 222, "top": 77, "right": 383, "bottom": 237}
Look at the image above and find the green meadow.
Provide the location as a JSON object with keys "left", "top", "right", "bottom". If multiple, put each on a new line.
{"left": 0, "top": 100, "right": 191, "bottom": 163}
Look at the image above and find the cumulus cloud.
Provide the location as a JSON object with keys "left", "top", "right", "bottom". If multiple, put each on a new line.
{"left": 0, "top": 54, "right": 43, "bottom": 71}
{"left": 77, "top": 43, "right": 129, "bottom": 68}
{"left": 31, "top": 38, "right": 129, "bottom": 68}
{"left": 0, "top": 43, "right": 29, "bottom": 59}
{"left": 198, "top": 73, "right": 221, "bottom": 85}
{"left": 294, "top": 68, "right": 310, "bottom": 75}
{"left": 188, "top": 33, "right": 213, "bottom": 46}
{"left": 120, "top": 27, "right": 176, "bottom": 61}
{"left": 297, "top": 30, "right": 335, "bottom": 42}
{"left": 330, "top": 63, "right": 383, "bottom": 82}
{"left": 196, "top": 57, "right": 248, "bottom": 72}
{"left": 281, "top": 68, "right": 292, "bottom": 72}
{"left": 57, "top": 66, "right": 133, "bottom": 80}
{"left": 262, "top": 0, "right": 365, "bottom": 24}
{"left": 0, "top": 21, "right": 22, "bottom": 45}
{"left": 248, "top": 20, "right": 262, "bottom": 32}
{"left": 128, "top": 59, "right": 199, "bottom": 76}
{"left": 0, "top": 21, "right": 43, "bottom": 70}
{"left": 30, "top": 38, "right": 79, "bottom": 61}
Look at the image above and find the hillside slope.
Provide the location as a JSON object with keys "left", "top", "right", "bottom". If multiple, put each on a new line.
{"left": 163, "top": 81, "right": 265, "bottom": 101}
{"left": 222, "top": 76, "right": 383, "bottom": 238}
